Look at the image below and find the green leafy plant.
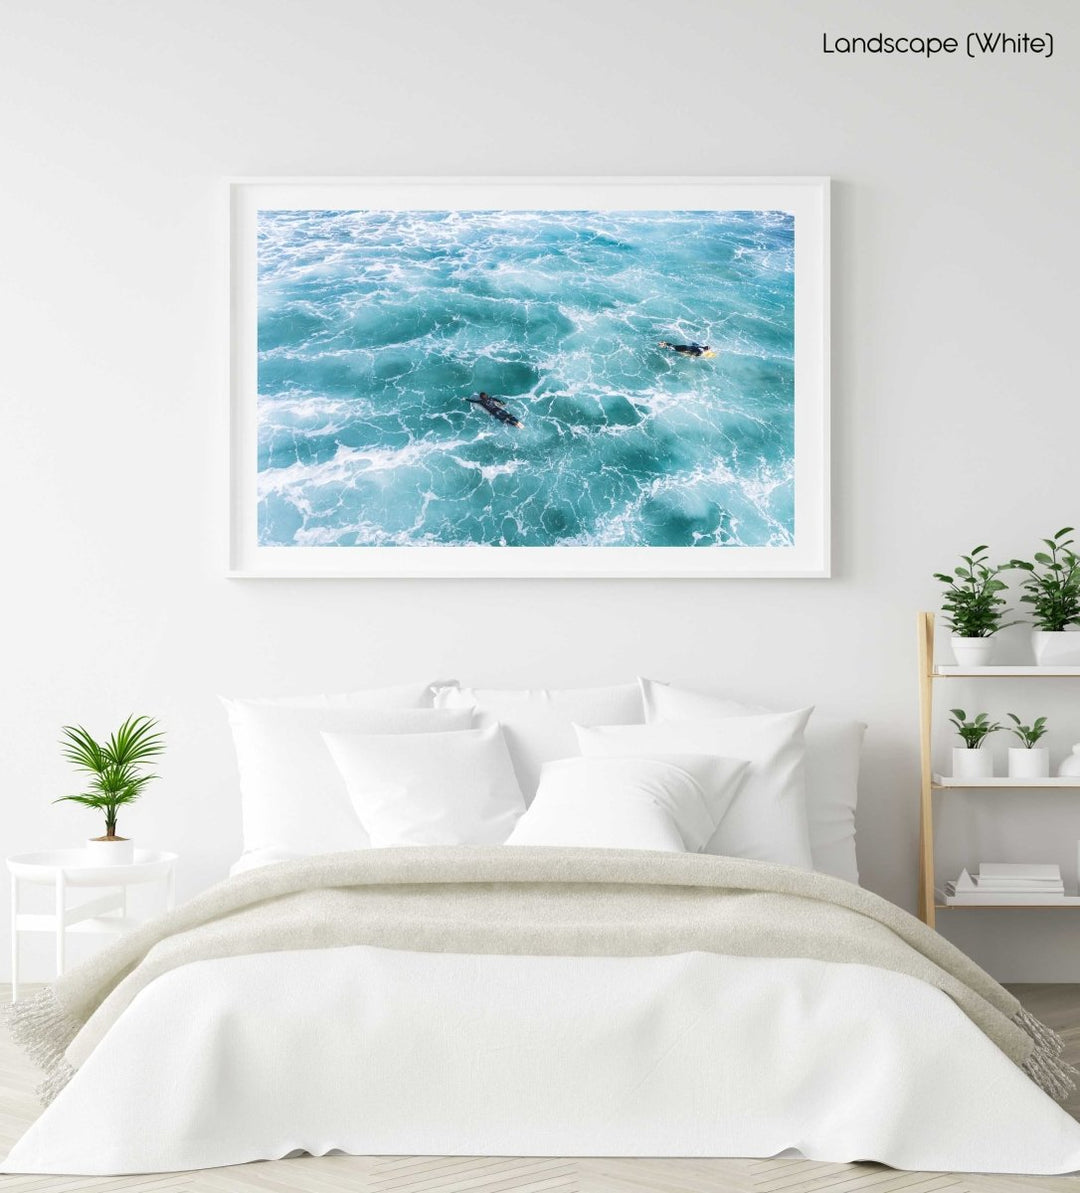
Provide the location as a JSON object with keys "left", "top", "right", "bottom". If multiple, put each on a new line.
{"left": 1009, "top": 528, "right": 1080, "bottom": 632}
{"left": 1006, "top": 714, "right": 1048, "bottom": 749}
{"left": 933, "top": 546, "right": 1016, "bottom": 638}
{"left": 54, "top": 715, "right": 165, "bottom": 839}
{"left": 948, "top": 709, "right": 1002, "bottom": 750}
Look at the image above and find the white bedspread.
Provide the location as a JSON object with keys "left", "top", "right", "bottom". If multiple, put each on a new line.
{"left": 5, "top": 946, "right": 1080, "bottom": 1176}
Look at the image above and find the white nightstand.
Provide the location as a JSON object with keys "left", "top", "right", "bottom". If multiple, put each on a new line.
{"left": 8, "top": 849, "right": 177, "bottom": 1001}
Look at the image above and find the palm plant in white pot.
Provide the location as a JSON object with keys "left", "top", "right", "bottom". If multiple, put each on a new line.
{"left": 1009, "top": 528, "right": 1080, "bottom": 665}
{"left": 1006, "top": 714, "right": 1050, "bottom": 779}
{"left": 934, "top": 546, "right": 1016, "bottom": 667}
{"left": 55, "top": 715, "right": 165, "bottom": 864}
{"left": 949, "top": 709, "right": 1001, "bottom": 780}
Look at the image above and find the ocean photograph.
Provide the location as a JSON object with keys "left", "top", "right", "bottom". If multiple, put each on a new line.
{"left": 256, "top": 208, "right": 795, "bottom": 549}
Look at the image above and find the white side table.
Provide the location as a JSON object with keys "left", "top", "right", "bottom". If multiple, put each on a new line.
{"left": 8, "top": 849, "right": 177, "bottom": 1001}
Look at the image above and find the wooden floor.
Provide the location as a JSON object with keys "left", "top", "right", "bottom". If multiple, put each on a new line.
{"left": 1, "top": 984, "right": 1078, "bottom": 1193}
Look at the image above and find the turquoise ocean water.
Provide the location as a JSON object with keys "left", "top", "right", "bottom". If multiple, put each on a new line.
{"left": 257, "top": 209, "right": 795, "bottom": 548}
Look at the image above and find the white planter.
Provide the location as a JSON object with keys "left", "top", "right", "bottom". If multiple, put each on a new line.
{"left": 953, "top": 747, "right": 994, "bottom": 780}
{"left": 84, "top": 837, "right": 134, "bottom": 866}
{"left": 1032, "top": 629, "right": 1080, "bottom": 666}
{"left": 951, "top": 636, "right": 994, "bottom": 667}
{"left": 1059, "top": 745, "right": 1080, "bottom": 778}
{"left": 1008, "top": 747, "right": 1050, "bottom": 779}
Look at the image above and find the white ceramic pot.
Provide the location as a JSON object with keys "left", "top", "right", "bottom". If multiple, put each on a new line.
{"left": 953, "top": 747, "right": 994, "bottom": 780}
{"left": 1032, "top": 629, "right": 1080, "bottom": 666}
{"left": 84, "top": 837, "right": 134, "bottom": 866}
{"left": 1008, "top": 747, "right": 1050, "bottom": 779}
{"left": 951, "top": 636, "right": 994, "bottom": 667}
{"left": 1059, "top": 745, "right": 1080, "bottom": 778}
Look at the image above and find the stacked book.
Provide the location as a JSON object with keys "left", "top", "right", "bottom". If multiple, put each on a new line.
{"left": 941, "top": 863, "right": 1071, "bottom": 905}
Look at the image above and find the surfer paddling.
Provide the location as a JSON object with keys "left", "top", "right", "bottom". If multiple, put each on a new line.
{"left": 659, "top": 340, "right": 716, "bottom": 359}
{"left": 465, "top": 392, "right": 524, "bottom": 429}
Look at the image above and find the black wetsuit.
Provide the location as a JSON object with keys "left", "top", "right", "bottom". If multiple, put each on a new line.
{"left": 660, "top": 340, "right": 710, "bottom": 357}
{"left": 467, "top": 393, "right": 522, "bottom": 427}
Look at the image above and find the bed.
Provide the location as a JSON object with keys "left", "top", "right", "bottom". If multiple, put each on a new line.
{"left": 5, "top": 679, "right": 1080, "bottom": 1176}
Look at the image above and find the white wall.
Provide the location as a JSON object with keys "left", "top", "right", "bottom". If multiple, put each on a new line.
{"left": 2, "top": 0, "right": 1078, "bottom": 981}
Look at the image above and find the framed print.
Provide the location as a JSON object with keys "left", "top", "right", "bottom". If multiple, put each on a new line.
{"left": 228, "top": 177, "right": 829, "bottom": 577}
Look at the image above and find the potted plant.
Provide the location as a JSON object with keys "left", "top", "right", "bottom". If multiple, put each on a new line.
{"left": 948, "top": 709, "right": 1001, "bottom": 780}
{"left": 1009, "top": 528, "right": 1080, "bottom": 665}
{"left": 934, "top": 546, "right": 1016, "bottom": 667}
{"left": 1006, "top": 714, "right": 1050, "bottom": 779}
{"left": 55, "top": 715, "right": 165, "bottom": 865}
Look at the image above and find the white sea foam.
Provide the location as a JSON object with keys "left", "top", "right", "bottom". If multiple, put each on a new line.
{"left": 258, "top": 437, "right": 474, "bottom": 498}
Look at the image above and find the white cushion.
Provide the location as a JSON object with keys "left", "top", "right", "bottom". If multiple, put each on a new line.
{"left": 240, "top": 681, "right": 444, "bottom": 710}
{"left": 506, "top": 754, "right": 749, "bottom": 853}
{"left": 324, "top": 723, "right": 526, "bottom": 847}
{"left": 229, "top": 846, "right": 307, "bottom": 876}
{"left": 639, "top": 678, "right": 865, "bottom": 883}
{"left": 222, "top": 699, "right": 473, "bottom": 856}
{"left": 433, "top": 683, "right": 645, "bottom": 799}
{"left": 575, "top": 708, "right": 814, "bottom": 869}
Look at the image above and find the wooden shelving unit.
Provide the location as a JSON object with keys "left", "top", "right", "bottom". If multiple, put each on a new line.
{"left": 917, "top": 611, "right": 1080, "bottom": 927}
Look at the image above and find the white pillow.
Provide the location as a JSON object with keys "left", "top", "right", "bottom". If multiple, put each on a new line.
{"left": 240, "top": 681, "right": 444, "bottom": 709}
{"left": 324, "top": 723, "right": 526, "bottom": 847}
{"left": 505, "top": 755, "right": 749, "bottom": 853}
{"left": 639, "top": 678, "right": 865, "bottom": 883}
{"left": 433, "top": 683, "right": 645, "bottom": 800}
{"left": 221, "top": 700, "right": 473, "bottom": 856}
{"left": 229, "top": 846, "right": 307, "bottom": 876}
{"left": 575, "top": 708, "right": 813, "bottom": 869}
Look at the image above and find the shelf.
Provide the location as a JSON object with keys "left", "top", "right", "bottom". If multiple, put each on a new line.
{"left": 14, "top": 913, "right": 142, "bottom": 933}
{"left": 933, "top": 665, "right": 1080, "bottom": 677}
{"left": 935, "top": 902, "right": 1080, "bottom": 910}
{"left": 933, "top": 774, "right": 1080, "bottom": 789}
{"left": 918, "top": 612, "right": 1080, "bottom": 930}
{"left": 935, "top": 888, "right": 1080, "bottom": 909}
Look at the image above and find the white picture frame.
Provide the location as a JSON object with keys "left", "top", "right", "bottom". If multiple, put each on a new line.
{"left": 229, "top": 177, "right": 830, "bottom": 578}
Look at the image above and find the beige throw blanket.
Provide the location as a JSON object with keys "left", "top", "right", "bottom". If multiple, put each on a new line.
{"left": 8, "top": 846, "right": 1075, "bottom": 1105}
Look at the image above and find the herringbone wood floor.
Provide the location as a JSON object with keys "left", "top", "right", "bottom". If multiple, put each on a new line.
{"left": 1, "top": 984, "right": 1078, "bottom": 1193}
